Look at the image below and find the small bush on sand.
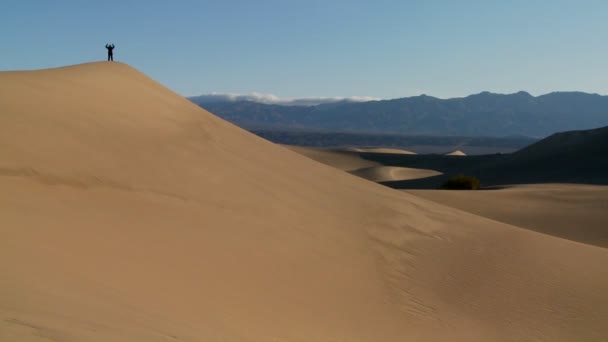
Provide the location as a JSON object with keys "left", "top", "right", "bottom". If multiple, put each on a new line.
{"left": 441, "top": 175, "right": 480, "bottom": 190}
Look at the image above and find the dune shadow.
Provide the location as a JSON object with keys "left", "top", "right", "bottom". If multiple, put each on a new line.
{"left": 358, "top": 129, "right": 608, "bottom": 189}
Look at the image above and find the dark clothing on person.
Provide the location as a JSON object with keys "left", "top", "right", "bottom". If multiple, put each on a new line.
{"left": 106, "top": 44, "right": 115, "bottom": 61}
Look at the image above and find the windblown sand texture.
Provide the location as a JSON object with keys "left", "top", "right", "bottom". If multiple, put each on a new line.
{"left": 1, "top": 62, "right": 607, "bottom": 342}
{"left": 407, "top": 184, "right": 608, "bottom": 248}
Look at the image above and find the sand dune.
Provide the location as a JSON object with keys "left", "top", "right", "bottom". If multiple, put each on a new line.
{"left": 345, "top": 147, "right": 417, "bottom": 154}
{"left": 350, "top": 166, "right": 441, "bottom": 182}
{"left": 2, "top": 62, "right": 608, "bottom": 341}
{"left": 284, "top": 145, "right": 379, "bottom": 171}
{"left": 445, "top": 150, "right": 467, "bottom": 156}
{"left": 286, "top": 146, "right": 439, "bottom": 182}
{"left": 407, "top": 184, "right": 608, "bottom": 248}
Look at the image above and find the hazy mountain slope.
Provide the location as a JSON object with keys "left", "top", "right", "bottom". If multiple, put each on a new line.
{"left": 474, "top": 126, "right": 608, "bottom": 185}
{"left": 193, "top": 91, "right": 608, "bottom": 137}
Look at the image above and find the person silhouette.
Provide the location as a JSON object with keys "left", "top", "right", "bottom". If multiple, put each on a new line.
{"left": 105, "top": 44, "right": 115, "bottom": 61}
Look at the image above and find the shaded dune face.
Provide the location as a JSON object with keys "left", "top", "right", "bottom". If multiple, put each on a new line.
{"left": 283, "top": 146, "right": 439, "bottom": 182}
{"left": 282, "top": 145, "right": 381, "bottom": 171}
{"left": 349, "top": 166, "right": 441, "bottom": 183}
{"left": 1, "top": 62, "right": 607, "bottom": 342}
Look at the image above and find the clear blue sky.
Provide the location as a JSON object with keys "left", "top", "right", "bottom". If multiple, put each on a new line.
{"left": 2, "top": 0, "right": 607, "bottom": 99}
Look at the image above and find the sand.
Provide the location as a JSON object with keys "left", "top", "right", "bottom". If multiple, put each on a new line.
{"left": 407, "top": 184, "right": 608, "bottom": 248}
{"left": 445, "top": 150, "right": 467, "bottom": 156}
{"left": 345, "top": 147, "right": 417, "bottom": 154}
{"left": 284, "top": 145, "right": 380, "bottom": 171}
{"left": 286, "top": 146, "right": 440, "bottom": 182}
{"left": 350, "top": 166, "right": 441, "bottom": 183}
{"left": 2, "top": 62, "right": 608, "bottom": 342}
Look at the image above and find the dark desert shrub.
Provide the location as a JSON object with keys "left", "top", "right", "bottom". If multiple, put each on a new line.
{"left": 441, "top": 175, "right": 480, "bottom": 190}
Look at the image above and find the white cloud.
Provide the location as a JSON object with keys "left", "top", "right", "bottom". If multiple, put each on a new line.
{"left": 189, "top": 92, "right": 380, "bottom": 106}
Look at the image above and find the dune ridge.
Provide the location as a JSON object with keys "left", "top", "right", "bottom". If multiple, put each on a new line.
{"left": 283, "top": 145, "right": 380, "bottom": 171}
{"left": 345, "top": 147, "right": 417, "bottom": 154}
{"left": 1, "top": 62, "right": 608, "bottom": 342}
{"left": 285, "top": 146, "right": 439, "bottom": 182}
{"left": 349, "top": 166, "right": 441, "bottom": 183}
{"left": 445, "top": 150, "right": 466, "bottom": 156}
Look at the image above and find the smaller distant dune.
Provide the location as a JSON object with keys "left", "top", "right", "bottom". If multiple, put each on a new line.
{"left": 344, "top": 147, "right": 417, "bottom": 154}
{"left": 350, "top": 166, "right": 441, "bottom": 183}
{"left": 445, "top": 150, "right": 466, "bottom": 156}
{"left": 285, "top": 145, "right": 439, "bottom": 182}
{"left": 282, "top": 145, "right": 379, "bottom": 171}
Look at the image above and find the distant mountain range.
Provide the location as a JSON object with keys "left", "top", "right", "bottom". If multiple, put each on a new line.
{"left": 189, "top": 91, "right": 608, "bottom": 138}
{"left": 189, "top": 93, "right": 377, "bottom": 106}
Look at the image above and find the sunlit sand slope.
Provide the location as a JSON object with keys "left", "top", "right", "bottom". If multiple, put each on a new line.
{"left": 407, "top": 184, "right": 608, "bottom": 248}
{"left": 1, "top": 62, "right": 607, "bottom": 342}
{"left": 350, "top": 166, "right": 441, "bottom": 182}
{"left": 445, "top": 150, "right": 466, "bottom": 156}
